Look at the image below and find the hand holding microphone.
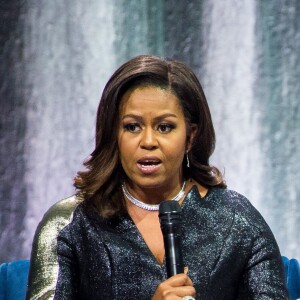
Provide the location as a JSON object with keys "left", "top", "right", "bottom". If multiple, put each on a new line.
{"left": 151, "top": 200, "right": 196, "bottom": 300}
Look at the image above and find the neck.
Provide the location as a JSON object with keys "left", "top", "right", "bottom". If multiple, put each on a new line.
{"left": 122, "top": 180, "right": 186, "bottom": 211}
{"left": 125, "top": 181, "right": 185, "bottom": 205}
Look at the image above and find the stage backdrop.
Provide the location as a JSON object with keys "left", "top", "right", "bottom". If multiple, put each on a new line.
{"left": 0, "top": 0, "right": 299, "bottom": 262}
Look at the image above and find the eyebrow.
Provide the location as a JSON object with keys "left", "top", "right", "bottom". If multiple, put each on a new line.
{"left": 121, "top": 113, "right": 178, "bottom": 122}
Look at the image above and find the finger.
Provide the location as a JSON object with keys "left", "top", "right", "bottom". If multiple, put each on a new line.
{"left": 153, "top": 277, "right": 196, "bottom": 300}
{"left": 154, "top": 285, "right": 196, "bottom": 300}
{"left": 163, "top": 274, "right": 194, "bottom": 287}
{"left": 172, "top": 285, "right": 196, "bottom": 298}
{"left": 184, "top": 266, "right": 188, "bottom": 275}
{"left": 178, "top": 286, "right": 196, "bottom": 297}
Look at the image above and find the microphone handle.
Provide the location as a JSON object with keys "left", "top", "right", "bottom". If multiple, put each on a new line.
{"left": 164, "top": 232, "right": 184, "bottom": 277}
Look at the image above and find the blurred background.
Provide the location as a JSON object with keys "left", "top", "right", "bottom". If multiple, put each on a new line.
{"left": 0, "top": 0, "right": 299, "bottom": 262}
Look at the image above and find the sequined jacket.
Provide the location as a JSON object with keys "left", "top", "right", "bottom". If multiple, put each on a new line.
{"left": 26, "top": 186, "right": 288, "bottom": 299}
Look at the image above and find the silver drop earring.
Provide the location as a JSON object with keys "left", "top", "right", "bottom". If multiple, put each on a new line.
{"left": 186, "top": 152, "right": 190, "bottom": 168}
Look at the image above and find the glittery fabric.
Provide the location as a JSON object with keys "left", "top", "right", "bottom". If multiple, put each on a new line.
{"left": 26, "top": 187, "right": 288, "bottom": 299}
{"left": 26, "top": 196, "right": 81, "bottom": 300}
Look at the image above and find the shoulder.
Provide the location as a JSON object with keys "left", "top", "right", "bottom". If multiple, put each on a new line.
{"left": 210, "top": 187, "right": 272, "bottom": 233}
{"left": 208, "top": 187, "right": 255, "bottom": 210}
{"left": 203, "top": 188, "right": 281, "bottom": 260}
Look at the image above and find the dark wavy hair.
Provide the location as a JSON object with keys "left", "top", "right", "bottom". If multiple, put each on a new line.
{"left": 75, "top": 55, "right": 226, "bottom": 217}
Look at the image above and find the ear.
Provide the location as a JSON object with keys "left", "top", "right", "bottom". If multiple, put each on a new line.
{"left": 186, "top": 124, "right": 198, "bottom": 152}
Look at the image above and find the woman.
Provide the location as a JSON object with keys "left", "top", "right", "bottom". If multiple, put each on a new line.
{"left": 26, "top": 55, "right": 288, "bottom": 299}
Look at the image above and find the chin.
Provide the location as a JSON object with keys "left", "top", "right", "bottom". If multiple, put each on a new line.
{"left": 131, "top": 176, "right": 173, "bottom": 190}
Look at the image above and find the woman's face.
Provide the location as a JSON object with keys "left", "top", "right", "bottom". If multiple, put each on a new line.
{"left": 118, "top": 85, "right": 191, "bottom": 193}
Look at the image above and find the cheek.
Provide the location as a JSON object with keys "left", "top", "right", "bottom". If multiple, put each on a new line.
{"left": 163, "top": 141, "right": 186, "bottom": 164}
{"left": 118, "top": 137, "right": 136, "bottom": 167}
{"left": 119, "top": 136, "right": 135, "bottom": 153}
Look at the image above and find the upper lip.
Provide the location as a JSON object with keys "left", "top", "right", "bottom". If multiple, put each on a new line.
{"left": 137, "top": 156, "right": 162, "bottom": 164}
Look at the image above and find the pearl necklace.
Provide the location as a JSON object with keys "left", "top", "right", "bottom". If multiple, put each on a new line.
{"left": 121, "top": 181, "right": 186, "bottom": 211}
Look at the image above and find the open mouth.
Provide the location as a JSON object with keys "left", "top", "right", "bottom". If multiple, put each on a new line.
{"left": 137, "top": 159, "right": 161, "bottom": 166}
{"left": 137, "top": 158, "right": 162, "bottom": 174}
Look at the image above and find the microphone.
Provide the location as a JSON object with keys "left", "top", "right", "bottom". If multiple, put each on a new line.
{"left": 159, "top": 200, "right": 184, "bottom": 278}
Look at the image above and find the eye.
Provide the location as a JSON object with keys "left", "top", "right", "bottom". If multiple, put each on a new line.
{"left": 157, "top": 123, "right": 175, "bottom": 133}
{"left": 123, "top": 123, "right": 141, "bottom": 133}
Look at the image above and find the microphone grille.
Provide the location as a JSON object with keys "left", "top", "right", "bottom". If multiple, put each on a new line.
{"left": 159, "top": 200, "right": 181, "bottom": 215}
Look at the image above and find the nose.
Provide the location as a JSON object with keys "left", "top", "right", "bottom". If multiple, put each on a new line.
{"left": 140, "top": 128, "right": 158, "bottom": 150}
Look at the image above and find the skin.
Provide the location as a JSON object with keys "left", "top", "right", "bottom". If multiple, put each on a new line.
{"left": 118, "top": 86, "right": 197, "bottom": 299}
{"left": 118, "top": 85, "right": 192, "bottom": 202}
